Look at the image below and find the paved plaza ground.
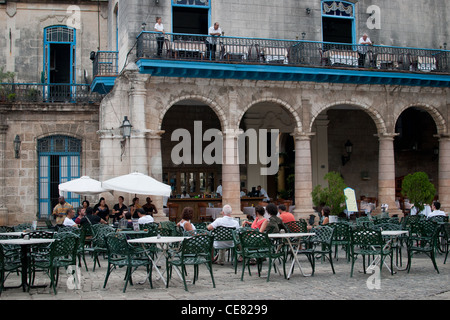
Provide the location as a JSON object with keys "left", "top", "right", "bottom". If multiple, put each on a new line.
{"left": 1, "top": 248, "right": 449, "bottom": 304}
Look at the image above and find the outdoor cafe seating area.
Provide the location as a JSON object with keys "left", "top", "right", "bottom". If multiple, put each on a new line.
{"left": 0, "top": 212, "right": 448, "bottom": 294}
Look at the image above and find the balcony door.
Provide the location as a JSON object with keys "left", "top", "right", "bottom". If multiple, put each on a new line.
{"left": 172, "top": 0, "right": 210, "bottom": 40}
{"left": 43, "top": 26, "right": 76, "bottom": 101}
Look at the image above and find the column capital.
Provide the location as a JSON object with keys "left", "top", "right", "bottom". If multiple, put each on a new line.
{"left": 291, "top": 129, "right": 315, "bottom": 141}
{"left": 375, "top": 132, "right": 399, "bottom": 141}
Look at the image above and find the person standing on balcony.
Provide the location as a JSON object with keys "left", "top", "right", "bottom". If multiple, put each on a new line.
{"left": 206, "top": 22, "right": 222, "bottom": 60}
{"left": 357, "top": 33, "right": 373, "bottom": 67}
{"left": 154, "top": 17, "right": 165, "bottom": 57}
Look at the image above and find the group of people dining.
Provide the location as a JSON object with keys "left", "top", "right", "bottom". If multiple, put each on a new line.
{"left": 53, "top": 195, "right": 159, "bottom": 229}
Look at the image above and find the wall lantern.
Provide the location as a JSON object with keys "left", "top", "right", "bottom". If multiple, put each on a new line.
{"left": 120, "top": 116, "right": 132, "bottom": 139}
{"left": 342, "top": 140, "right": 353, "bottom": 166}
{"left": 306, "top": 8, "right": 311, "bottom": 15}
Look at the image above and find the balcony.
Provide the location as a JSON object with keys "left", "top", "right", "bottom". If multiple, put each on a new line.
{"left": 0, "top": 83, "right": 103, "bottom": 104}
{"left": 135, "top": 31, "right": 450, "bottom": 87}
{"left": 90, "top": 51, "right": 119, "bottom": 94}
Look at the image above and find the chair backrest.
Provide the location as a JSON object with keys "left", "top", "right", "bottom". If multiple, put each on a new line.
{"left": 351, "top": 229, "right": 383, "bottom": 247}
{"left": 373, "top": 223, "right": 403, "bottom": 231}
{"left": 330, "top": 222, "right": 351, "bottom": 240}
{"left": 193, "top": 222, "right": 207, "bottom": 230}
{"left": 50, "top": 233, "right": 79, "bottom": 262}
{"left": 14, "top": 223, "right": 32, "bottom": 232}
{"left": 140, "top": 223, "right": 159, "bottom": 236}
{"left": 183, "top": 229, "right": 211, "bottom": 237}
{"left": 284, "top": 220, "right": 307, "bottom": 233}
{"left": 428, "top": 216, "right": 449, "bottom": 223}
{"left": 180, "top": 234, "right": 214, "bottom": 259}
{"left": 56, "top": 225, "right": 81, "bottom": 234}
{"left": 211, "top": 226, "right": 235, "bottom": 242}
{"left": 238, "top": 229, "right": 272, "bottom": 252}
{"left": 92, "top": 226, "right": 115, "bottom": 248}
{"left": 310, "top": 226, "right": 335, "bottom": 245}
{"left": 417, "top": 220, "right": 439, "bottom": 238}
{"left": 105, "top": 232, "right": 131, "bottom": 258}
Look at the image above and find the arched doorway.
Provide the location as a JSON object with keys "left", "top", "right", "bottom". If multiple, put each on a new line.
{"left": 161, "top": 100, "right": 223, "bottom": 197}
{"left": 394, "top": 107, "right": 439, "bottom": 202}
{"left": 239, "top": 101, "right": 297, "bottom": 201}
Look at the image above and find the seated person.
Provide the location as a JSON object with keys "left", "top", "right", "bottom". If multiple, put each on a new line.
{"left": 63, "top": 208, "right": 78, "bottom": 228}
{"left": 265, "top": 203, "right": 287, "bottom": 233}
{"left": 243, "top": 205, "right": 267, "bottom": 232}
{"left": 428, "top": 201, "right": 447, "bottom": 218}
{"left": 80, "top": 209, "right": 108, "bottom": 227}
{"left": 137, "top": 208, "right": 155, "bottom": 224}
{"left": 278, "top": 204, "right": 295, "bottom": 223}
{"left": 177, "top": 207, "right": 196, "bottom": 232}
{"left": 142, "top": 197, "right": 158, "bottom": 215}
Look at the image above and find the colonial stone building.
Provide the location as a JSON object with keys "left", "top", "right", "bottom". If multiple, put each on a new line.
{"left": 1, "top": 0, "right": 449, "bottom": 224}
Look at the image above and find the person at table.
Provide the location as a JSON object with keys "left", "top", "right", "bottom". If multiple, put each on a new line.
{"left": 154, "top": 16, "right": 165, "bottom": 57}
{"left": 410, "top": 203, "right": 432, "bottom": 217}
{"left": 242, "top": 205, "right": 267, "bottom": 232}
{"left": 180, "top": 191, "right": 190, "bottom": 199}
{"left": 321, "top": 206, "right": 331, "bottom": 226}
{"left": 177, "top": 207, "right": 196, "bottom": 233}
{"left": 94, "top": 197, "right": 110, "bottom": 223}
{"left": 207, "top": 204, "right": 240, "bottom": 265}
{"left": 240, "top": 188, "right": 248, "bottom": 198}
{"left": 428, "top": 201, "right": 447, "bottom": 219}
{"left": 206, "top": 22, "right": 222, "bottom": 60}
{"left": 52, "top": 196, "right": 73, "bottom": 226}
{"left": 129, "top": 197, "right": 142, "bottom": 218}
{"left": 137, "top": 208, "right": 155, "bottom": 225}
{"left": 265, "top": 203, "right": 287, "bottom": 234}
{"left": 143, "top": 197, "right": 158, "bottom": 216}
{"left": 357, "top": 33, "right": 373, "bottom": 67}
{"left": 75, "top": 201, "right": 90, "bottom": 225}
{"left": 257, "top": 185, "right": 270, "bottom": 202}
{"left": 112, "top": 196, "right": 128, "bottom": 223}
{"left": 63, "top": 208, "right": 78, "bottom": 228}
{"left": 80, "top": 208, "right": 108, "bottom": 227}
{"left": 216, "top": 180, "right": 223, "bottom": 197}
{"left": 278, "top": 204, "right": 295, "bottom": 224}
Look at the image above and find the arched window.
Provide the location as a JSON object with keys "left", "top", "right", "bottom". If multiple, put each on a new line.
{"left": 38, "top": 135, "right": 82, "bottom": 219}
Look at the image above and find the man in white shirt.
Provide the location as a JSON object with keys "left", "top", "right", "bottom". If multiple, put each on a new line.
{"left": 206, "top": 22, "right": 222, "bottom": 60}
{"left": 207, "top": 204, "right": 240, "bottom": 265}
{"left": 357, "top": 33, "right": 372, "bottom": 67}
{"left": 428, "top": 201, "right": 447, "bottom": 219}
{"left": 63, "top": 208, "right": 78, "bottom": 228}
{"left": 137, "top": 208, "right": 155, "bottom": 224}
{"left": 410, "top": 204, "right": 432, "bottom": 217}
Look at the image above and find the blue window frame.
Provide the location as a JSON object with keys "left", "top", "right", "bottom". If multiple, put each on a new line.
{"left": 172, "top": 0, "right": 211, "bottom": 35}
{"left": 38, "top": 135, "right": 82, "bottom": 219}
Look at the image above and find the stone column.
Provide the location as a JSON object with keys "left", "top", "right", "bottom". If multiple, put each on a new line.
{"left": 222, "top": 128, "right": 244, "bottom": 219}
{"left": 437, "top": 134, "right": 450, "bottom": 208}
{"left": 0, "top": 124, "right": 9, "bottom": 226}
{"left": 146, "top": 129, "right": 168, "bottom": 222}
{"left": 128, "top": 73, "right": 149, "bottom": 174}
{"left": 377, "top": 133, "right": 402, "bottom": 216}
{"left": 292, "top": 130, "right": 316, "bottom": 222}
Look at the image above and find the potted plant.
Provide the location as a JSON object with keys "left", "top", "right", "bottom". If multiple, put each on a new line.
{"left": 401, "top": 172, "right": 436, "bottom": 216}
{"left": 312, "top": 171, "right": 347, "bottom": 223}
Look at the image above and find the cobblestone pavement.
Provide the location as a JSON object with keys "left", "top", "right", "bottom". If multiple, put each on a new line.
{"left": 1, "top": 249, "right": 449, "bottom": 302}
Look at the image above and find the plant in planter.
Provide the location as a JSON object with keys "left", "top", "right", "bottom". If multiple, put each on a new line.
{"left": 312, "top": 171, "right": 348, "bottom": 222}
{"left": 401, "top": 172, "right": 436, "bottom": 215}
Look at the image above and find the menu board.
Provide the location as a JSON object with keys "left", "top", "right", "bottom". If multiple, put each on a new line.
{"left": 344, "top": 187, "right": 358, "bottom": 212}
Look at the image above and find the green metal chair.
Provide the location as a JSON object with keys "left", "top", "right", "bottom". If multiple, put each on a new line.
{"left": 29, "top": 232, "right": 80, "bottom": 294}
{"left": 0, "top": 244, "right": 22, "bottom": 295}
{"left": 350, "top": 229, "right": 393, "bottom": 278}
{"left": 330, "top": 222, "right": 351, "bottom": 261}
{"left": 371, "top": 223, "right": 406, "bottom": 267}
{"left": 238, "top": 229, "right": 286, "bottom": 282}
{"left": 406, "top": 220, "right": 440, "bottom": 274}
{"left": 300, "top": 226, "right": 336, "bottom": 275}
{"left": 284, "top": 220, "right": 308, "bottom": 233}
{"left": 103, "top": 232, "right": 153, "bottom": 293}
{"left": 166, "top": 234, "right": 215, "bottom": 291}
{"left": 90, "top": 226, "right": 115, "bottom": 271}
{"left": 442, "top": 223, "right": 450, "bottom": 264}
{"left": 211, "top": 226, "right": 237, "bottom": 263}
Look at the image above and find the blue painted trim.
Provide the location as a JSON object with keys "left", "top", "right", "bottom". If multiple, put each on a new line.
{"left": 91, "top": 76, "right": 117, "bottom": 94}
{"left": 136, "top": 59, "right": 450, "bottom": 87}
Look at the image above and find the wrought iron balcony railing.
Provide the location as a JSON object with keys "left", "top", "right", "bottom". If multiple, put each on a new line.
{"left": 136, "top": 31, "right": 450, "bottom": 73}
{"left": 92, "top": 51, "right": 119, "bottom": 77}
{"left": 0, "top": 83, "right": 104, "bottom": 104}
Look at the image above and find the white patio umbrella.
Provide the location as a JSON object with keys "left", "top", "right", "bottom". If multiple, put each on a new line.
{"left": 101, "top": 172, "right": 171, "bottom": 197}
{"left": 58, "top": 176, "right": 112, "bottom": 196}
